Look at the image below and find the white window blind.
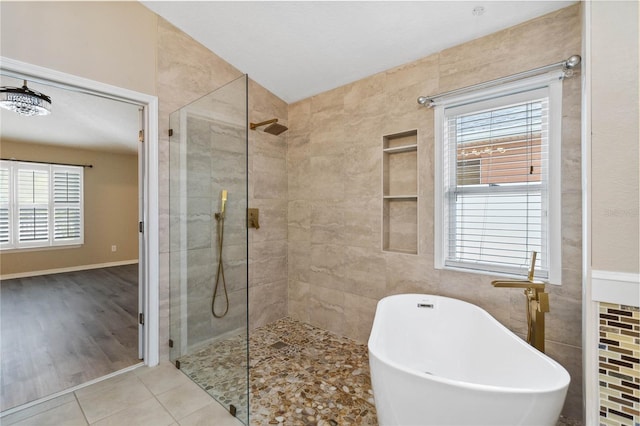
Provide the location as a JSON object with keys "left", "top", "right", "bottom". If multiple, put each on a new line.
{"left": 18, "top": 167, "right": 50, "bottom": 244}
{"left": 53, "top": 167, "right": 83, "bottom": 243}
{"left": 0, "top": 167, "right": 10, "bottom": 245}
{"left": 435, "top": 73, "right": 562, "bottom": 282}
{"left": 0, "top": 160, "right": 84, "bottom": 250}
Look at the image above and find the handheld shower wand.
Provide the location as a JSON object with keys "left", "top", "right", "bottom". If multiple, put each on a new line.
{"left": 212, "top": 189, "right": 229, "bottom": 318}
{"left": 214, "top": 189, "right": 228, "bottom": 220}
{"left": 220, "top": 189, "right": 227, "bottom": 217}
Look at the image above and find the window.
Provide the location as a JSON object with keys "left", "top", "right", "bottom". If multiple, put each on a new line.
{"left": 0, "top": 160, "right": 84, "bottom": 250}
{"left": 435, "top": 73, "right": 562, "bottom": 281}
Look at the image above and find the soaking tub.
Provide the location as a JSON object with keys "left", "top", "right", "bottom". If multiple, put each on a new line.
{"left": 368, "top": 294, "right": 570, "bottom": 426}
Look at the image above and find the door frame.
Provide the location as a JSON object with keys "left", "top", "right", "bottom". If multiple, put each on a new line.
{"left": 0, "top": 56, "right": 160, "bottom": 367}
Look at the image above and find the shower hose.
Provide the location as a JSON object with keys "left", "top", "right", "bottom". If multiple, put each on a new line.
{"left": 211, "top": 212, "right": 229, "bottom": 318}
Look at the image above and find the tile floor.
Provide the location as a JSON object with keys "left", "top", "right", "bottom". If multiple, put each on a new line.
{"left": 0, "top": 363, "right": 242, "bottom": 426}
{"left": 2, "top": 317, "right": 583, "bottom": 426}
{"left": 178, "top": 317, "right": 376, "bottom": 425}
{"left": 177, "top": 317, "right": 582, "bottom": 426}
{"left": 177, "top": 334, "right": 249, "bottom": 423}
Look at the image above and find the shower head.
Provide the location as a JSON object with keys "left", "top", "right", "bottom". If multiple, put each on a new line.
{"left": 250, "top": 118, "right": 288, "bottom": 135}
{"left": 263, "top": 122, "right": 288, "bottom": 135}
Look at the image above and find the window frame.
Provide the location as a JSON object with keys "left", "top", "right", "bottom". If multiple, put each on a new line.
{"left": 434, "top": 71, "right": 563, "bottom": 283}
{"left": 0, "top": 160, "right": 84, "bottom": 251}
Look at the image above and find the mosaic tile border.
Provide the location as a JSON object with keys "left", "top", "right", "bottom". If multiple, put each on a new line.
{"left": 598, "top": 302, "right": 640, "bottom": 426}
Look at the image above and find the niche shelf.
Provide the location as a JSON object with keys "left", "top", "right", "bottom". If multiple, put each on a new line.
{"left": 382, "top": 130, "right": 418, "bottom": 254}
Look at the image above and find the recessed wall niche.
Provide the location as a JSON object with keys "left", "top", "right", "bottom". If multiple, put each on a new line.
{"left": 382, "top": 130, "right": 418, "bottom": 254}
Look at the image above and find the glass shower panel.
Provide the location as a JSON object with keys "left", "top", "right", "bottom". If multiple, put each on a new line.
{"left": 169, "top": 75, "right": 248, "bottom": 424}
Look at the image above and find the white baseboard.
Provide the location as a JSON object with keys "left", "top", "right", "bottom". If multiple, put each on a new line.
{"left": 592, "top": 270, "right": 640, "bottom": 307}
{"left": 1, "top": 260, "right": 139, "bottom": 281}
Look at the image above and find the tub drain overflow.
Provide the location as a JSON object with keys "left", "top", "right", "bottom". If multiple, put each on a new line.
{"left": 417, "top": 303, "right": 434, "bottom": 308}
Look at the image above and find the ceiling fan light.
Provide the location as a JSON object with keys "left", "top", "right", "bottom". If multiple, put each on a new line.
{"left": 0, "top": 80, "right": 52, "bottom": 117}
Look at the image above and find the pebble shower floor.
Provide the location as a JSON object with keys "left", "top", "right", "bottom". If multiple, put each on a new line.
{"left": 178, "top": 317, "right": 376, "bottom": 425}
{"left": 177, "top": 317, "right": 582, "bottom": 426}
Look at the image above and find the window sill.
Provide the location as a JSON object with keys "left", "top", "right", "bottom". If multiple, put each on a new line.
{"left": 436, "top": 263, "right": 558, "bottom": 285}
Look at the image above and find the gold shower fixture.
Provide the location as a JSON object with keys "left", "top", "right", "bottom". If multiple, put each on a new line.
{"left": 250, "top": 118, "right": 288, "bottom": 135}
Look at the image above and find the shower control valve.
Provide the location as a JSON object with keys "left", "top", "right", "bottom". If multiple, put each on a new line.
{"left": 247, "top": 208, "right": 260, "bottom": 229}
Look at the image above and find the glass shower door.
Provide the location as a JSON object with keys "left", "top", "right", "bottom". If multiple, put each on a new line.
{"left": 169, "top": 75, "right": 248, "bottom": 424}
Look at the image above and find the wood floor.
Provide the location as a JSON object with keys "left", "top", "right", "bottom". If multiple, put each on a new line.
{"left": 0, "top": 264, "right": 140, "bottom": 412}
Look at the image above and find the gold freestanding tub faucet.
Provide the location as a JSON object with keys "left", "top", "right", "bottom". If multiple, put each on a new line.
{"left": 491, "top": 252, "right": 550, "bottom": 353}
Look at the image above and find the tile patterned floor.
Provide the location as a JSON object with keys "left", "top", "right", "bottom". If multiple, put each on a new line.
{"left": 3, "top": 317, "right": 583, "bottom": 426}
{"left": 177, "top": 333, "right": 249, "bottom": 423}
{"left": 0, "top": 364, "right": 242, "bottom": 426}
{"left": 249, "top": 318, "right": 376, "bottom": 426}
{"left": 178, "top": 317, "right": 376, "bottom": 425}
{"left": 178, "top": 317, "right": 582, "bottom": 426}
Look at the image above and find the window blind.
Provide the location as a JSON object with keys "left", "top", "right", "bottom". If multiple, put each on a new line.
{"left": 53, "top": 168, "right": 83, "bottom": 241}
{"left": 443, "top": 93, "right": 550, "bottom": 277}
{"left": 0, "top": 160, "right": 84, "bottom": 250}
{"left": 18, "top": 168, "right": 50, "bottom": 243}
{"left": 0, "top": 167, "right": 10, "bottom": 244}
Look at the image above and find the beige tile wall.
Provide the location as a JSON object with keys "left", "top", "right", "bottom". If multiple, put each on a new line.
{"left": 168, "top": 110, "right": 249, "bottom": 349}
{"left": 157, "top": 18, "right": 289, "bottom": 359}
{"left": 287, "top": 4, "right": 583, "bottom": 420}
{"left": 247, "top": 80, "right": 289, "bottom": 330}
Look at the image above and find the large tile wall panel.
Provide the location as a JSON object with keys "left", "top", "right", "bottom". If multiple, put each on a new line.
{"left": 287, "top": 4, "right": 583, "bottom": 420}
{"left": 157, "top": 19, "right": 288, "bottom": 360}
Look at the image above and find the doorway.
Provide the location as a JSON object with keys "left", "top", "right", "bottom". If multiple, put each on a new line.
{"left": 0, "top": 57, "right": 159, "bottom": 414}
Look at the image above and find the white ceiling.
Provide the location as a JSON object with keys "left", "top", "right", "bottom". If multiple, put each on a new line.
{"left": 0, "top": 75, "right": 141, "bottom": 154}
{"left": 1, "top": 1, "right": 575, "bottom": 152}
{"left": 142, "top": 1, "right": 576, "bottom": 104}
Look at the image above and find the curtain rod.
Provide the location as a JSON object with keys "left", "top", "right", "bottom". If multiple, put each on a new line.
{"left": 1, "top": 158, "right": 93, "bottom": 168}
{"left": 417, "top": 54, "right": 581, "bottom": 108}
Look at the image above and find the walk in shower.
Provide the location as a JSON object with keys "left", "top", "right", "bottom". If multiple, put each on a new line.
{"left": 169, "top": 75, "right": 249, "bottom": 424}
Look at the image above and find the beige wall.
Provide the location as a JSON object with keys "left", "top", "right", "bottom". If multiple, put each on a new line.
{"left": 247, "top": 79, "right": 289, "bottom": 330}
{"left": 0, "top": 141, "right": 138, "bottom": 275}
{"left": 589, "top": 3, "right": 640, "bottom": 425}
{"left": 0, "top": 1, "right": 157, "bottom": 95}
{"left": 156, "top": 18, "right": 289, "bottom": 358}
{"left": 287, "top": 4, "right": 583, "bottom": 419}
{"left": 0, "top": 2, "right": 290, "bottom": 359}
{"left": 590, "top": 1, "right": 639, "bottom": 274}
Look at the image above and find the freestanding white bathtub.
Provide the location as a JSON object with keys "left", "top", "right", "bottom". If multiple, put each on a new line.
{"left": 368, "top": 294, "right": 570, "bottom": 426}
